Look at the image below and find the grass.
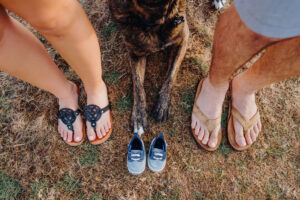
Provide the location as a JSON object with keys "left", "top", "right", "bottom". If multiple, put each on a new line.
{"left": 90, "top": 192, "right": 105, "bottom": 200}
{"left": 30, "top": 179, "right": 48, "bottom": 199}
{"left": 181, "top": 88, "right": 195, "bottom": 114}
{"left": 189, "top": 57, "right": 209, "bottom": 73}
{"left": 1, "top": 1, "right": 299, "bottom": 199}
{"left": 103, "top": 70, "right": 120, "bottom": 84}
{"left": 78, "top": 144, "right": 100, "bottom": 166}
{"left": 56, "top": 174, "right": 82, "bottom": 196}
{"left": 102, "top": 22, "right": 117, "bottom": 39}
{"left": 193, "top": 192, "right": 209, "bottom": 200}
{"left": 0, "top": 170, "right": 22, "bottom": 200}
{"left": 115, "top": 93, "right": 133, "bottom": 113}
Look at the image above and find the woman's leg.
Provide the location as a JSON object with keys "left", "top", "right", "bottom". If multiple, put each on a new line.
{"left": 1, "top": 0, "right": 111, "bottom": 141}
{"left": 0, "top": 6, "right": 83, "bottom": 142}
{"left": 231, "top": 36, "right": 300, "bottom": 146}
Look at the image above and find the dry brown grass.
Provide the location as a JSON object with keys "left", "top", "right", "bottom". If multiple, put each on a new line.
{"left": 0, "top": 0, "right": 299, "bottom": 199}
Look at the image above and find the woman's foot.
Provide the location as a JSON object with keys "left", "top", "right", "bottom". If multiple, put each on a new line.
{"left": 85, "top": 81, "right": 112, "bottom": 142}
{"left": 231, "top": 75, "right": 262, "bottom": 147}
{"left": 57, "top": 82, "right": 84, "bottom": 143}
{"left": 191, "top": 77, "right": 228, "bottom": 148}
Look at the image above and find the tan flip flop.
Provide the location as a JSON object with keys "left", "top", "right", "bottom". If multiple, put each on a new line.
{"left": 227, "top": 100, "right": 260, "bottom": 151}
{"left": 84, "top": 104, "right": 113, "bottom": 145}
{"left": 191, "top": 79, "right": 222, "bottom": 151}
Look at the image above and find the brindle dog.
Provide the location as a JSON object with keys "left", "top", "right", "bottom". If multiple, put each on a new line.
{"left": 109, "top": 0, "right": 189, "bottom": 134}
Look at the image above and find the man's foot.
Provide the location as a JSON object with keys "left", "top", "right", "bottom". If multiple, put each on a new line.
{"left": 58, "top": 82, "right": 84, "bottom": 143}
{"left": 191, "top": 77, "right": 228, "bottom": 148}
{"left": 85, "top": 81, "right": 112, "bottom": 142}
{"left": 231, "top": 75, "right": 262, "bottom": 147}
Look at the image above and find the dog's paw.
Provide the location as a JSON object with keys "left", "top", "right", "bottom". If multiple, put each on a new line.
{"left": 213, "top": 0, "right": 226, "bottom": 10}
{"left": 131, "top": 104, "right": 147, "bottom": 135}
{"left": 152, "top": 94, "right": 171, "bottom": 123}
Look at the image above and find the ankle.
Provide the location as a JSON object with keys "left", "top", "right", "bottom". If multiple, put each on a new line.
{"left": 232, "top": 75, "right": 256, "bottom": 97}
{"left": 84, "top": 80, "right": 107, "bottom": 97}
{"left": 205, "top": 77, "right": 229, "bottom": 96}
{"left": 58, "top": 82, "right": 79, "bottom": 109}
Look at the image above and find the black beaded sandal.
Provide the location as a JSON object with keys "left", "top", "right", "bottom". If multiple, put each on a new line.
{"left": 84, "top": 104, "right": 113, "bottom": 145}
{"left": 57, "top": 108, "right": 85, "bottom": 146}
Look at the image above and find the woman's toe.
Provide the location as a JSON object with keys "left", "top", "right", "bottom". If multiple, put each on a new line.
{"left": 96, "top": 128, "right": 103, "bottom": 139}
{"left": 100, "top": 126, "right": 106, "bottom": 136}
{"left": 88, "top": 129, "right": 96, "bottom": 141}
{"left": 74, "top": 130, "right": 82, "bottom": 142}
{"left": 67, "top": 131, "right": 73, "bottom": 142}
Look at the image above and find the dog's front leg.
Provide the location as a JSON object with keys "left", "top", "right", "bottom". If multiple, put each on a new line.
{"left": 153, "top": 23, "right": 189, "bottom": 122}
{"left": 130, "top": 54, "right": 147, "bottom": 135}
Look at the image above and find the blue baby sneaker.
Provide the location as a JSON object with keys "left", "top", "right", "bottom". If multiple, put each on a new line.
{"left": 127, "top": 133, "right": 146, "bottom": 175}
{"left": 148, "top": 133, "right": 167, "bottom": 172}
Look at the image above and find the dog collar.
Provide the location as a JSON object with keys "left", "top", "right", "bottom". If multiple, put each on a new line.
{"left": 140, "top": 15, "right": 184, "bottom": 28}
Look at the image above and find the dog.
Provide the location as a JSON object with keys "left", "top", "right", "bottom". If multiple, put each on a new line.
{"left": 109, "top": 0, "right": 189, "bottom": 135}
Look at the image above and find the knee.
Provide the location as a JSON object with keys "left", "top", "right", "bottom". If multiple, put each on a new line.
{"left": 26, "top": 2, "right": 76, "bottom": 35}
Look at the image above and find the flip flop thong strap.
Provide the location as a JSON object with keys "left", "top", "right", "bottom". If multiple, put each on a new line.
{"left": 231, "top": 107, "right": 260, "bottom": 133}
{"left": 57, "top": 108, "right": 81, "bottom": 132}
{"left": 84, "top": 104, "right": 111, "bottom": 132}
{"left": 192, "top": 104, "right": 221, "bottom": 133}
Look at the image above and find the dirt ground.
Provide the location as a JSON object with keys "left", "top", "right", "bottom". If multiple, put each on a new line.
{"left": 0, "top": 0, "right": 299, "bottom": 199}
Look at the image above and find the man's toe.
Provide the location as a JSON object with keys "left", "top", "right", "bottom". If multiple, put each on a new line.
{"left": 245, "top": 129, "right": 253, "bottom": 145}
{"left": 250, "top": 127, "right": 256, "bottom": 142}
{"left": 208, "top": 125, "right": 220, "bottom": 148}
{"left": 202, "top": 129, "right": 209, "bottom": 144}
{"left": 198, "top": 126, "right": 205, "bottom": 141}
{"left": 195, "top": 122, "right": 200, "bottom": 135}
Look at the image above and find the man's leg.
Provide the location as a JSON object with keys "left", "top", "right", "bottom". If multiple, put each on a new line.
{"left": 1, "top": 0, "right": 111, "bottom": 141}
{"left": 231, "top": 36, "right": 300, "bottom": 146}
{"left": 191, "top": 5, "right": 280, "bottom": 148}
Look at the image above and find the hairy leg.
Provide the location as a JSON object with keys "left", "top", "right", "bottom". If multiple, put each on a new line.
{"left": 0, "top": 7, "right": 83, "bottom": 142}
{"left": 191, "top": 5, "right": 280, "bottom": 148}
{"left": 1, "top": 0, "right": 111, "bottom": 141}
{"left": 231, "top": 36, "right": 300, "bottom": 146}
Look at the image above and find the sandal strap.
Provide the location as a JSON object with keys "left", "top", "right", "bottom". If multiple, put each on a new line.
{"left": 192, "top": 105, "right": 221, "bottom": 133}
{"left": 57, "top": 108, "right": 81, "bottom": 132}
{"left": 84, "top": 104, "right": 111, "bottom": 132}
{"left": 231, "top": 106, "right": 260, "bottom": 133}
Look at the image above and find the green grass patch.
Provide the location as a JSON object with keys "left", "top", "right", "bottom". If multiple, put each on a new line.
{"left": 78, "top": 145, "right": 100, "bottom": 166}
{"left": 56, "top": 174, "right": 82, "bottom": 196}
{"left": 221, "top": 104, "right": 229, "bottom": 129}
{"left": 30, "top": 179, "right": 48, "bottom": 199}
{"left": 217, "top": 141, "right": 232, "bottom": 157}
{"left": 103, "top": 70, "right": 120, "bottom": 85}
{"left": 102, "top": 23, "right": 117, "bottom": 39}
{"left": 193, "top": 191, "right": 209, "bottom": 200}
{"left": 90, "top": 192, "right": 105, "bottom": 200}
{"left": 0, "top": 170, "right": 22, "bottom": 200}
{"left": 115, "top": 94, "right": 133, "bottom": 113}
{"left": 267, "top": 146, "right": 289, "bottom": 157}
{"left": 189, "top": 57, "right": 209, "bottom": 73}
{"left": 181, "top": 88, "right": 195, "bottom": 114}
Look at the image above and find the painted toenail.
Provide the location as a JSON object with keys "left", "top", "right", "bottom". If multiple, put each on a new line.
{"left": 75, "top": 136, "right": 81, "bottom": 141}
{"left": 89, "top": 135, "right": 95, "bottom": 140}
